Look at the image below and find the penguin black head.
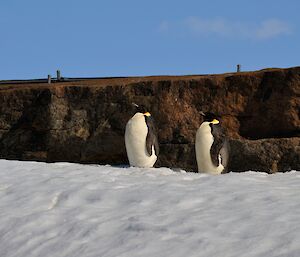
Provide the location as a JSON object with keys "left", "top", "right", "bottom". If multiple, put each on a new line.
{"left": 200, "top": 111, "right": 220, "bottom": 125}
{"left": 132, "top": 103, "right": 151, "bottom": 117}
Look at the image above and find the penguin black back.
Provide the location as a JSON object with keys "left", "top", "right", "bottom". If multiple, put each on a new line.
{"left": 145, "top": 115, "right": 159, "bottom": 156}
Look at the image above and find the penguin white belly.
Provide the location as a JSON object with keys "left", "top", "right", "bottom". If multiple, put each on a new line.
{"left": 125, "top": 114, "right": 157, "bottom": 168}
{"left": 195, "top": 124, "right": 224, "bottom": 175}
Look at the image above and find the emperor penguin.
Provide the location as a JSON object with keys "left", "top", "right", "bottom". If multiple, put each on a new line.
{"left": 195, "top": 112, "right": 230, "bottom": 174}
{"left": 125, "top": 104, "right": 159, "bottom": 168}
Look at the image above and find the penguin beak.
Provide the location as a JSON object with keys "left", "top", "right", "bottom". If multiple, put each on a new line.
{"left": 211, "top": 119, "right": 220, "bottom": 124}
{"left": 144, "top": 112, "right": 151, "bottom": 117}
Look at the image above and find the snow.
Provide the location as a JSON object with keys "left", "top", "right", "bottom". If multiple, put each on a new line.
{"left": 0, "top": 160, "right": 300, "bottom": 257}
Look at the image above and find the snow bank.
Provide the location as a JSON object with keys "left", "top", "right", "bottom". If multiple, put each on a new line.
{"left": 0, "top": 160, "right": 300, "bottom": 257}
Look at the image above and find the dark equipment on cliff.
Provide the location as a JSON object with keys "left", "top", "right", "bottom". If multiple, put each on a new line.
{"left": 57, "top": 70, "right": 61, "bottom": 81}
{"left": 47, "top": 75, "right": 51, "bottom": 84}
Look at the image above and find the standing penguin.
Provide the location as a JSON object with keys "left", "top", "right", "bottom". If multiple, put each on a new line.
{"left": 125, "top": 104, "right": 159, "bottom": 168}
{"left": 195, "top": 112, "right": 230, "bottom": 174}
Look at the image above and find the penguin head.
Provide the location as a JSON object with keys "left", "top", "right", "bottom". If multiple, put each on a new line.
{"left": 200, "top": 111, "right": 220, "bottom": 125}
{"left": 132, "top": 103, "right": 151, "bottom": 117}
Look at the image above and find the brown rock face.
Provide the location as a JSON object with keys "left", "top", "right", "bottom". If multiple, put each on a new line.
{"left": 0, "top": 67, "right": 299, "bottom": 172}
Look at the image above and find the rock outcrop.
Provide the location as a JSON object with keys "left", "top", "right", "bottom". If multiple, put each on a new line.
{"left": 0, "top": 67, "right": 299, "bottom": 172}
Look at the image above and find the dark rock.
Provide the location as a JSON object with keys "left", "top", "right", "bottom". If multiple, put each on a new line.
{"left": 0, "top": 67, "right": 299, "bottom": 172}
{"left": 229, "top": 138, "right": 300, "bottom": 173}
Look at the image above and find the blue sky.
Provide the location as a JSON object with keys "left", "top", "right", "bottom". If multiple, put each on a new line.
{"left": 0, "top": 0, "right": 299, "bottom": 79}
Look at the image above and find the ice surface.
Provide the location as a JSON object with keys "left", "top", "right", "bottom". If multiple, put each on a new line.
{"left": 0, "top": 160, "right": 300, "bottom": 257}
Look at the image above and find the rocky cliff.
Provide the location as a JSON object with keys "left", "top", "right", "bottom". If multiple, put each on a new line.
{"left": 0, "top": 67, "right": 299, "bottom": 172}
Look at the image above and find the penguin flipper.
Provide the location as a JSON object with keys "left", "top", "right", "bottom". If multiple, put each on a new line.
{"left": 210, "top": 125, "right": 227, "bottom": 167}
{"left": 145, "top": 116, "right": 159, "bottom": 156}
{"left": 146, "top": 133, "right": 159, "bottom": 156}
{"left": 220, "top": 140, "right": 230, "bottom": 173}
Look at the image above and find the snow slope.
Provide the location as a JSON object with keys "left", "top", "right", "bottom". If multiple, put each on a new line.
{"left": 0, "top": 160, "right": 300, "bottom": 257}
